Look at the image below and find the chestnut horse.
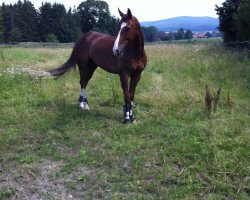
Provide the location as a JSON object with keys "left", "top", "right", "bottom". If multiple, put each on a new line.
{"left": 49, "top": 8, "right": 147, "bottom": 124}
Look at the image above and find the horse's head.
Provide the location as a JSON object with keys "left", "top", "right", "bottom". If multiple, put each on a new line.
{"left": 113, "top": 8, "right": 140, "bottom": 57}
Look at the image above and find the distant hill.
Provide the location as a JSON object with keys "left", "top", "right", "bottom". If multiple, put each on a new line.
{"left": 140, "top": 16, "right": 219, "bottom": 32}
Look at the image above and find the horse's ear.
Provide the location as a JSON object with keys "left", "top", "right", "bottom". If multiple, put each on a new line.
{"left": 127, "top": 8, "right": 132, "bottom": 19}
{"left": 118, "top": 8, "right": 124, "bottom": 18}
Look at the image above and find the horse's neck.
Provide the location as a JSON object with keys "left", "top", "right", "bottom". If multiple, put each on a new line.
{"left": 131, "top": 30, "right": 144, "bottom": 58}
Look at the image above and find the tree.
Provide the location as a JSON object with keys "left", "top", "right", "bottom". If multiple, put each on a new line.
{"left": 0, "top": 7, "right": 3, "bottom": 42}
{"left": 1, "top": 3, "right": 14, "bottom": 42}
{"left": 211, "top": 31, "right": 223, "bottom": 37}
{"left": 142, "top": 26, "right": 158, "bottom": 42}
{"left": 51, "top": 3, "right": 69, "bottom": 42}
{"left": 0, "top": 0, "right": 39, "bottom": 42}
{"left": 14, "top": 0, "right": 39, "bottom": 42}
{"left": 185, "top": 30, "right": 193, "bottom": 40}
{"left": 66, "top": 7, "right": 81, "bottom": 42}
{"left": 176, "top": 28, "right": 185, "bottom": 40}
{"left": 104, "top": 16, "right": 119, "bottom": 36}
{"left": 215, "top": 0, "right": 240, "bottom": 42}
{"left": 9, "top": 27, "right": 22, "bottom": 42}
{"left": 94, "top": 11, "right": 118, "bottom": 35}
{"left": 46, "top": 33, "right": 58, "bottom": 42}
{"left": 77, "top": 0, "right": 106, "bottom": 33}
{"left": 1, "top": 0, "right": 118, "bottom": 42}
{"left": 77, "top": 0, "right": 117, "bottom": 35}
{"left": 38, "top": 2, "right": 54, "bottom": 42}
{"left": 39, "top": 2, "right": 71, "bottom": 42}
{"left": 158, "top": 31, "right": 168, "bottom": 41}
{"left": 236, "top": 0, "right": 250, "bottom": 41}
{"left": 216, "top": 0, "right": 250, "bottom": 42}
{"left": 167, "top": 32, "right": 175, "bottom": 40}
{"left": 205, "top": 32, "right": 212, "bottom": 38}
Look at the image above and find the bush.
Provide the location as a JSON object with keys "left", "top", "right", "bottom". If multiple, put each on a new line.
{"left": 46, "top": 34, "right": 58, "bottom": 42}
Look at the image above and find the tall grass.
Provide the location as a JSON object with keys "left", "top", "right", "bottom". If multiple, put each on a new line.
{"left": 0, "top": 43, "right": 249, "bottom": 199}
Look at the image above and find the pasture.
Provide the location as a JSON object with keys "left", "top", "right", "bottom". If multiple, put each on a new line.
{"left": 0, "top": 42, "right": 249, "bottom": 199}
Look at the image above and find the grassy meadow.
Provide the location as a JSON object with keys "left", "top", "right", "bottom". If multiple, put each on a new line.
{"left": 0, "top": 42, "right": 249, "bottom": 199}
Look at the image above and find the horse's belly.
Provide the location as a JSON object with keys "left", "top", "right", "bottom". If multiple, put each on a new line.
{"left": 90, "top": 50, "right": 119, "bottom": 74}
{"left": 96, "top": 61, "right": 120, "bottom": 74}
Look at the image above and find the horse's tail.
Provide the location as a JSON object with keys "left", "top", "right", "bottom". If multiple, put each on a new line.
{"left": 48, "top": 52, "right": 76, "bottom": 79}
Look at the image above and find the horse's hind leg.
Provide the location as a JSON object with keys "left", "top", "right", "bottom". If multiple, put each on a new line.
{"left": 78, "top": 60, "right": 97, "bottom": 110}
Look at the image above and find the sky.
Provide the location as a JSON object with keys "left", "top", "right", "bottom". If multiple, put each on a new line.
{"left": 2, "top": 0, "right": 225, "bottom": 21}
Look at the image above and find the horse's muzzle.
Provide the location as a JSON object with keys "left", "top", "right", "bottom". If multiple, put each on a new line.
{"left": 113, "top": 49, "right": 123, "bottom": 56}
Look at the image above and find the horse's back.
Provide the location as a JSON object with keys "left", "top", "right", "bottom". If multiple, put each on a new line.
{"left": 73, "top": 31, "right": 118, "bottom": 73}
{"left": 75, "top": 31, "right": 115, "bottom": 50}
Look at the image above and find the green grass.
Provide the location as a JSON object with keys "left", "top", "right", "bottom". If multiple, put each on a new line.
{"left": 0, "top": 43, "right": 249, "bottom": 199}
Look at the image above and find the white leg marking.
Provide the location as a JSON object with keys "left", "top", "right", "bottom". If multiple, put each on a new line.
{"left": 80, "top": 102, "right": 85, "bottom": 109}
{"left": 80, "top": 88, "right": 87, "bottom": 98}
{"left": 79, "top": 88, "right": 89, "bottom": 110}
{"left": 80, "top": 102, "right": 89, "bottom": 110}
{"left": 84, "top": 102, "right": 89, "bottom": 110}
{"left": 125, "top": 111, "right": 130, "bottom": 120}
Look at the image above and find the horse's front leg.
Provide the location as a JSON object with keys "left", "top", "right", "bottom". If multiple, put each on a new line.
{"left": 119, "top": 72, "right": 132, "bottom": 124}
{"left": 129, "top": 71, "right": 142, "bottom": 122}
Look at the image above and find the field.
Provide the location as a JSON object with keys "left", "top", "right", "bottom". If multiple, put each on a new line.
{"left": 0, "top": 42, "right": 249, "bottom": 199}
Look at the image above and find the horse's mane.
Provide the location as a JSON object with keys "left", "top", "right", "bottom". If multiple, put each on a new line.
{"left": 132, "top": 16, "right": 145, "bottom": 57}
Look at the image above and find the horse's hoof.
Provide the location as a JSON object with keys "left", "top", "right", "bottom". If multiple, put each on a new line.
{"left": 123, "top": 119, "right": 130, "bottom": 124}
{"left": 79, "top": 102, "right": 89, "bottom": 110}
{"left": 130, "top": 116, "right": 135, "bottom": 123}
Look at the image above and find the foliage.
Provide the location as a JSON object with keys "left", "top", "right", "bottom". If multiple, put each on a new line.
{"left": 1, "top": 3, "right": 14, "bottom": 42}
{"left": 9, "top": 27, "right": 22, "bottom": 42}
{"left": 236, "top": 0, "right": 250, "bottom": 41}
{"left": 157, "top": 30, "right": 193, "bottom": 42}
{"left": 205, "top": 32, "right": 212, "bottom": 38}
{"left": 216, "top": 0, "right": 250, "bottom": 42}
{"left": 50, "top": 3, "right": 70, "bottom": 42}
{"left": 185, "top": 30, "right": 193, "bottom": 39}
{"left": 66, "top": 8, "right": 82, "bottom": 42}
{"left": 14, "top": 0, "right": 39, "bottom": 42}
{"left": 38, "top": 2, "right": 81, "bottom": 42}
{"left": 175, "top": 28, "right": 185, "bottom": 40}
{"left": 46, "top": 34, "right": 58, "bottom": 42}
{"left": 77, "top": 0, "right": 118, "bottom": 35}
{"left": 142, "top": 26, "right": 158, "bottom": 42}
{"left": 0, "top": 8, "right": 3, "bottom": 42}
{"left": 167, "top": 32, "right": 175, "bottom": 40}
{"left": 158, "top": 31, "right": 168, "bottom": 41}
{"left": 211, "top": 31, "right": 223, "bottom": 37}
{"left": 0, "top": 0, "right": 118, "bottom": 43}
{"left": 1, "top": 1, "right": 39, "bottom": 42}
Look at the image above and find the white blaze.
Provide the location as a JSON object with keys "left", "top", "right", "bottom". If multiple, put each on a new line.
{"left": 113, "top": 22, "right": 126, "bottom": 54}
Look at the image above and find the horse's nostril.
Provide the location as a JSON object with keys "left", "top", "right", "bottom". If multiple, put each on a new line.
{"left": 116, "top": 49, "right": 120, "bottom": 55}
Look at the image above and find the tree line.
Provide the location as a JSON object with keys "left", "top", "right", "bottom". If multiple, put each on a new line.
{"left": 216, "top": 0, "right": 250, "bottom": 42}
{"left": 0, "top": 0, "right": 119, "bottom": 43}
{"left": 142, "top": 26, "right": 195, "bottom": 42}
